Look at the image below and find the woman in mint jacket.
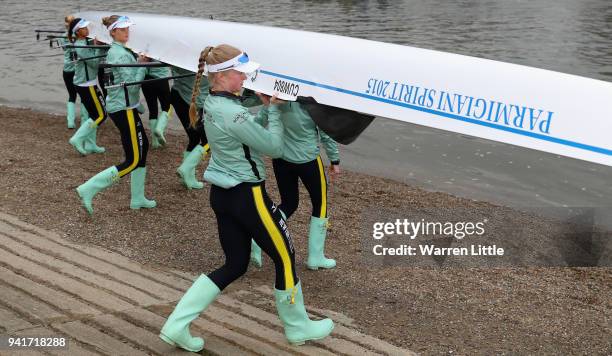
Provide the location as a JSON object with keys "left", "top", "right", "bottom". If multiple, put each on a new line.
{"left": 142, "top": 64, "right": 171, "bottom": 148}
{"left": 159, "top": 44, "right": 333, "bottom": 352}
{"left": 250, "top": 102, "right": 340, "bottom": 270}
{"left": 60, "top": 15, "right": 79, "bottom": 129}
{"left": 75, "top": 15, "right": 155, "bottom": 215}
{"left": 66, "top": 17, "right": 106, "bottom": 155}
{"left": 169, "top": 65, "right": 210, "bottom": 189}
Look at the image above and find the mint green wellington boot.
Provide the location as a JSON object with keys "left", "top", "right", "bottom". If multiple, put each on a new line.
{"left": 66, "top": 102, "right": 76, "bottom": 129}
{"left": 153, "top": 111, "right": 169, "bottom": 146}
{"left": 149, "top": 119, "right": 161, "bottom": 149}
{"left": 176, "top": 145, "right": 204, "bottom": 190}
{"left": 160, "top": 275, "right": 221, "bottom": 352}
{"left": 85, "top": 124, "right": 106, "bottom": 154}
{"left": 250, "top": 239, "right": 262, "bottom": 268}
{"left": 306, "top": 217, "right": 336, "bottom": 270}
{"left": 129, "top": 167, "right": 157, "bottom": 210}
{"left": 78, "top": 104, "right": 105, "bottom": 154}
{"left": 275, "top": 282, "right": 334, "bottom": 345}
{"left": 69, "top": 118, "right": 96, "bottom": 155}
{"left": 76, "top": 166, "right": 119, "bottom": 215}
{"left": 79, "top": 103, "right": 89, "bottom": 123}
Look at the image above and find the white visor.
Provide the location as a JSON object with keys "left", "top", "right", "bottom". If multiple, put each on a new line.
{"left": 108, "top": 16, "right": 135, "bottom": 31}
{"left": 73, "top": 19, "right": 90, "bottom": 34}
{"left": 206, "top": 52, "right": 260, "bottom": 74}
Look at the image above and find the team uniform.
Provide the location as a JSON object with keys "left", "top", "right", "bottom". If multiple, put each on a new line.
{"left": 67, "top": 34, "right": 107, "bottom": 155}
{"left": 75, "top": 39, "right": 156, "bottom": 215}
{"left": 170, "top": 66, "right": 210, "bottom": 189}
{"left": 142, "top": 64, "right": 171, "bottom": 148}
{"left": 249, "top": 101, "right": 339, "bottom": 270}
{"left": 159, "top": 51, "right": 333, "bottom": 352}
{"left": 59, "top": 34, "right": 78, "bottom": 128}
{"left": 273, "top": 101, "right": 339, "bottom": 269}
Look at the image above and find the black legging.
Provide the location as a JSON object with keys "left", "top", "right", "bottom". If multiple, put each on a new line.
{"left": 98, "top": 66, "right": 107, "bottom": 98}
{"left": 170, "top": 88, "right": 207, "bottom": 152}
{"left": 142, "top": 75, "right": 171, "bottom": 121}
{"left": 62, "top": 71, "right": 77, "bottom": 103}
{"left": 75, "top": 85, "right": 107, "bottom": 126}
{"left": 208, "top": 182, "right": 298, "bottom": 291}
{"left": 109, "top": 108, "right": 148, "bottom": 177}
{"left": 272, "top": 156, "right": 328, "bottom": 219}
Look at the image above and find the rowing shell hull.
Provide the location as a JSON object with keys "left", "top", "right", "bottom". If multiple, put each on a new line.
{"left": 79, "top": 11, "right": 612, "bottom": 167}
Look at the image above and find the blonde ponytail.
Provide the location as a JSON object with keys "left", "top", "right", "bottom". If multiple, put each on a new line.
{"left": 189, "top": 46, "right": 213, "bottom": 127}
{"left": 102, "top": 15, "right": 120, "bottom": 28}
{"left": 64, "top": 15, "right": 75, "bottom": 29}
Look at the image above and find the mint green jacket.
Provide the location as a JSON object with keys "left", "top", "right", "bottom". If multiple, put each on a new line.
{"left": 60, "top": 35, "right": 75, "bottom": 72}
{"left": 105, "top": 42, "right": 146, "bottom": 113}
{"left": 277, "top": 102, "right": 339, "bottom": 164}
{"left": 203, "top": 93, "right": 283, "bottom": 188}
{"left": 73, "top": 38, "right": 101, "bottom": 85}
{"left": 170, "top": 66, "right": 209, "bottom": 109}
{"left": 146, "top": 63, "right": 170, "bottom": 79}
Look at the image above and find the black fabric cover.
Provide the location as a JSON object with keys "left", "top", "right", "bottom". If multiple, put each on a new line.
{"left": 297, "top": 96, "right": 375, "bottom": 145}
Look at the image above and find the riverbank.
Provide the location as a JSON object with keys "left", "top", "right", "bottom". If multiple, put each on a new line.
{"left": 0, "top": 106, "right": 610, "bottom": 354}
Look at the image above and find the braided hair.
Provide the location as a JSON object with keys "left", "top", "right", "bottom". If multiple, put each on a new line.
{"left": 189, "top": 46, "right": 213, "bottom": 127}
{"left": 188, "top": 44, "right": 242, "bottom": 127}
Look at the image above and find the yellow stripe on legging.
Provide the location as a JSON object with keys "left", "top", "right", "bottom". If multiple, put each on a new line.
{"left": 316, "top": 156, "right": 327, "bottom": 218}
{"left": 88, "top": 86, "right": 105, "bottom": 125}
{"left": 252, "top": 185, "right": 295, "bottom": 290}
{"left": 118, "top": 109, "right": 140, "bottom": 177}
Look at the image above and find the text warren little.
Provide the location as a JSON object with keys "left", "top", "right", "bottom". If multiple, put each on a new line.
{"left": 373, "top": 244, "right": 505, "bottom": 256}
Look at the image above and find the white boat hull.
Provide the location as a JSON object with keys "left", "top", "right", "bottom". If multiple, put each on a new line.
{"left": 79, "top": 11, "right": 612, "bottom": 167}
